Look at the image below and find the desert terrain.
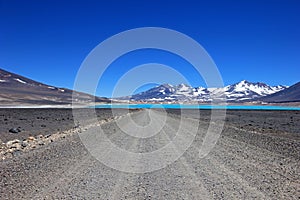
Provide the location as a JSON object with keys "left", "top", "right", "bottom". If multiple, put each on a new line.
{"left": 0, "top": 108, "right": 299, "bottom": 199}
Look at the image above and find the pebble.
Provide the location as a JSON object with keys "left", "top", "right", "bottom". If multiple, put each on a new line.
{"left": 21, "top": 141, "right": 28, "bottom": 148}
{"left": 6, "top": 139, "right": 20, "bottom": 147}
{"left": 28, "top": 136, "right": 36, "bottom": 141}
{"left": 9, "top": 128, "right": 21, "bottom": 134}
{"left": 6, "top": 140, "right": 22, "bottom": 151}
{"left": 37, "top": 140, "right": 45, "bottom": 146}
{"left": 37, "top": 135, "right": 44, "bottom": 139}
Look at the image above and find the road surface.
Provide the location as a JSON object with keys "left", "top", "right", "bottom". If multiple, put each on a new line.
{"left": 0, "top": 109, "right": 299, "bottom": 199}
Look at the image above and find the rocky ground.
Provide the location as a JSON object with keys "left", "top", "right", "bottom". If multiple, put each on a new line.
{"left": 0, "top": 108, "right": 299, "bottom": 199}
{"left": 0, "top": 108, "right": 133, "bottom": 142}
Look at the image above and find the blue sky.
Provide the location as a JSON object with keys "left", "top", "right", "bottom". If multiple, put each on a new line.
{"left": 0, "top": 0, "right": 299, "bottom": 97}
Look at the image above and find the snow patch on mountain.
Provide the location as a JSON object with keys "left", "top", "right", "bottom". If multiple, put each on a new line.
{"left": 14, "top": 78, "right": 27, "bottom": 84}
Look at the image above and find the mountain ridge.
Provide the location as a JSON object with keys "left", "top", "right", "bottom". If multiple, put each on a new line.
{"left": 0, "top": 68, "right": 110, "bottom": 106}
{"left": 257, "top": 82, "right": 300, "bottom": 103}
{"left": 1, "top": 68, "right": 298, "bottom": 105}
{"left": 118, "top": 80, "right": 290, "bottom": 103}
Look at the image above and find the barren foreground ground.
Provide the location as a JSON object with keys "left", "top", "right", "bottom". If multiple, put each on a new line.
{"left": 0, "top": 108, "right": 299, "bottom": 199}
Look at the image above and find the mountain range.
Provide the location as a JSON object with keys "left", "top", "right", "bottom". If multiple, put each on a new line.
{"left": 118, "top": 80, "right": 300, "bottom": 103}
{"left": 0, "top": 68, "right": 299, "bottom": 106}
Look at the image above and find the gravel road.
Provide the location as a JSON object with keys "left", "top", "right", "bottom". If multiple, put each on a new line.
{"left": 0, "top": 109, "right": 299, "bottom": 199}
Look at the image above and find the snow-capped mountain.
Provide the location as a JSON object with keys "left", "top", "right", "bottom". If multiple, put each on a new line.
{"left": 118, "top": 80, "right": 288, "bottom": 102}
{"left": 221, "top": 80, "right": 287, "bottom": 101}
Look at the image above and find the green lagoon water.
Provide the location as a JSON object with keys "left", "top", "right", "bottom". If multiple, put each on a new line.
{"left": 93, "top": 104, "right": 300, "bottom": 110}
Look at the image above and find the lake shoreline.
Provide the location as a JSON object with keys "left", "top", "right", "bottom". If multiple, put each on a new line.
{"left": 93, "top": 103, "right": 300, "bottom": 110}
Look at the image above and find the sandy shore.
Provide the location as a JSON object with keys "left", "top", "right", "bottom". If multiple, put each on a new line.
{"left": 0, "top": 108, "right": 299, "bottom": 199}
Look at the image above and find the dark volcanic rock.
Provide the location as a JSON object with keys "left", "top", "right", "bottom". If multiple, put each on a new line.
{"left": 9, "top": 128, "right": 21, "bottom": 134}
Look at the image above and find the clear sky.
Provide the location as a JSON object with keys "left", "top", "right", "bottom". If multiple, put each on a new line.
{"left": 0, "top": 0, "right": 299, "bottom": 97}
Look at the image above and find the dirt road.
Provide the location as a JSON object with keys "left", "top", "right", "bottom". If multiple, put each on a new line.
{"left": 0, "top": 109, "right": 299, "bottom": 199}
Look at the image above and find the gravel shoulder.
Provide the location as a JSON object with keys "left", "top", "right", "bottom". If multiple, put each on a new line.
{"left": 0, "top": 109, "right": 299, "bottom": 199}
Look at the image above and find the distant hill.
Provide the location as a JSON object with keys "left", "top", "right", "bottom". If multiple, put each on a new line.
{"left": 258, "top": 82, "right": 300, "bottom": 103}
{"left": 0, "top": 68, "right": 110, "bottom": 106}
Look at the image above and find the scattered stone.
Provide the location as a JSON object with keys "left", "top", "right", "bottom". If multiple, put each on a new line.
{"left": 21, "top": 140, "right": 28, "bottom": 148}
{"left": 9, "top": 128, "right": 21, "bottom": 134}
{"left": 6, "top": 139, "right": 20, "bottom": 147}
{"left": 6, "top": 140, "right": 22, "bottom": 151}
{"left": 27, "top": 136, "right": 36, "bottom": 141}
{"left": 7, "top": 148, "right": 14, "bottom": 153}
{"left": 0, "top": 111, "right": 130, "bottom": 160}
{"left": 37, "top": 140, "right": 44, "bottom": 146}
{"left": 37, "top": 135, "right": 44, "bottom": 139}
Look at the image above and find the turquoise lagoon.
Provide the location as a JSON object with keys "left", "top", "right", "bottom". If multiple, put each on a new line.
{"left": 93, "top": 104, "right": 300, "bottom": 110}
